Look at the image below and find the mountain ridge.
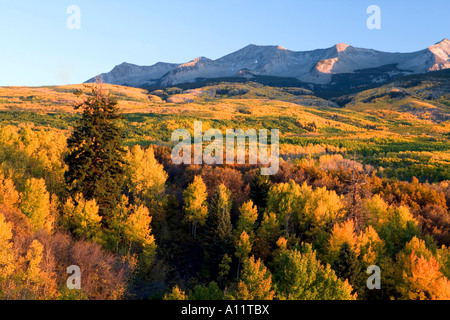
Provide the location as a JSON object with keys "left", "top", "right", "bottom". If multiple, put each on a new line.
{"left": 86, "top": 39, "right": 450, "bottom": 92}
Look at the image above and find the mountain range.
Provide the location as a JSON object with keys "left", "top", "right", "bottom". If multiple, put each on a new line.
{"left": 86, "top": 39, "right": 450, "bottom": 95}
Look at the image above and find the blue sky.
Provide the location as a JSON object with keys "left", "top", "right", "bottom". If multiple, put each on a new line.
{"left": 0, "top": 0, "right": 449, "bottom": 86}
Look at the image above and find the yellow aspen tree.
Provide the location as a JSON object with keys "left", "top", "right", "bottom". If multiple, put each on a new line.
{"left": 126, "top": 145, "right": 167, "bottom": 202}
{"left": 163, "top": 285, "right": 187, "bottom": 300}
{"left": 357, "top": 225, "right": 385, "bottom": 266}
{"left": 62, "top": 194, "right": 102, "bottom": 241}
{"left": 0, "top": 171, "right": 19, "bottom": 208}
{"left": 124, "top": 204, "right": 157, "bottom": 268}
{"left": 235, "top": 230, "right": 252, "bottom": 280}
{"left": 23, "top": 240, "right": 44, "bottom": 299}
{"left": 235, "top": 200, "right": 258, "bottom": 238}
{"left": 183, "top": 175, "right": 208, "bottom": 237}
{"left": 396, "top": 237, "right": 450, "bottom": 300}
{"left": 234, "top": 256, "right": 274, "bottom": 300}
{"left": 20, "top": 178, "right": 52, "bottom": 233}
{"left": 0, "top": 213, "right": 16, "bottom": 298}
{"left": 327, "top": 219, "right": 359, "bottom": 264}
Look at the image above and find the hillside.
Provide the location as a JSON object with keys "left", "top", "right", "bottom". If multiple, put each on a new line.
{"left": 0, "top": 81, "right": 448, "bottom": 183}
{"left": 1, "top": 80, "right": 450, "bottom": 301}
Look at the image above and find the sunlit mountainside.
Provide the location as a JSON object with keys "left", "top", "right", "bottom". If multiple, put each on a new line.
{"left": 1, "top": 71, "right": 450, "bottom": 300}
{"left": 85, "top": 39, "right": 450, "bottom": 90}
{"left": 0, "top": 77, "right": 449, "bottom": 183}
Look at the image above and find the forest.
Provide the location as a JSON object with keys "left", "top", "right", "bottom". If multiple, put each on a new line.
{"left": 0, "top": 82, "right": 449, "bottom": 300}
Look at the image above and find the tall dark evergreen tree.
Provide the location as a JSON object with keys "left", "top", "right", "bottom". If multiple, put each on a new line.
{"left": 204, "top": 184, "right": 233, "bottom": 278}
{"left": 64, "top": 83, "right": 126, "bottom": 225}
{"left": 332, "top": 242, "right": 360, "bottom": 288}
{"left": 249, "top": 175, "right": 272, "bottom": 223}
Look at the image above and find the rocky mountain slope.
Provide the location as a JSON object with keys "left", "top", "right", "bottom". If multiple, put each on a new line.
{"left": 86, "top": 39, "right": 450, "bottom": 91}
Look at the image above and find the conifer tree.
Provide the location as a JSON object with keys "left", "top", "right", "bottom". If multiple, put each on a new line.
{"left": 204, "top": 184, "right": 233, "bottom": 278}
{"left": 249, "top": 175, "right": 271, "bottom": 221}
{"left": 332, "top": 242, "right": 361, "bottom": 288}
{"left": 64, "top": 83, "right": 126, "bottom": 224}
{"left": 190, "top": 281, "right": 224, "bottom": 300}
{"left": 218, "top": 253, "right": 232, "bottom": 287}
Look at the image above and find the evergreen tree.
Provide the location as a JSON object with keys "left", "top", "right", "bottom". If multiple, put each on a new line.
{"left": 332, "top": 242, "right": 361, "bottom": 288}
{"left": 64, "top": 83, "right": 126, "bottom": 225}
{"left": 189, "top": 282, "right": 224, "bottom": 300}
{"left": 204, "top": 184, "right": 233, "bottom": 278}
{"left": 249, "top": 175, "right": 271, "bottom": 222}
{"left": 218, "top": 253, "right": 232, "bottom": 287}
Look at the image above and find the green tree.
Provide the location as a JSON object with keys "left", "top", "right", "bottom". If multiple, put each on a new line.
{"left": 267, "top": 181, "right": 343, "bottom": 239}
{"left": 332, "top": 242, "right": 361, "bottom": 289}
{"left": 204, "top": 184, "right": 233, "bottom": 277}
{"left": 218, "top": 253, "right": 232, "bottom": 286}
{"left": 249, "top": 175, "right": 272, "bottom": 221}
{"left": 379, "top": 205, "right": 421, "bottom": 256}
{"left": 64, "top": 83, "right": 126, "bottom": 224}
{"left": 189, "top": 282, "right": 224, "bottom": 300}
{"left": 273, "top": 244, "right": 356, "bottom": 300}
{"left": 183, "top": 175, "right": 208, "bottom": 237}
